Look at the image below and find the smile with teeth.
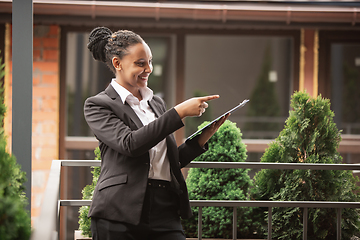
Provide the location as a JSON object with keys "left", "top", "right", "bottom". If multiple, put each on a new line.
{"left": 139, "top": 76, "right": 148, "bottom": 80}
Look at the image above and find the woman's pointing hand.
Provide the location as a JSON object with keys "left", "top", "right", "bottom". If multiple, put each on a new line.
{"left": 174, "top": 95, "right": 219, "bottom": 119}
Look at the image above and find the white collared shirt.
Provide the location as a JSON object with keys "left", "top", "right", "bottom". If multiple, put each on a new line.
{"left": 111, "top": 79, "right": 171, "bottom": 181}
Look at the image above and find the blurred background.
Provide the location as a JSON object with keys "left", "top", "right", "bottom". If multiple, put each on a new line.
{"left": 1, "top": 1, "right": 360, "bottom": 239}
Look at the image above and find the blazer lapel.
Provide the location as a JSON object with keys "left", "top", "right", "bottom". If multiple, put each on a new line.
{"left": 148, "top": 98, "right": 162, "bottom": 117}
{"left": 104, "top": 84, "right": 143, "bottom": 128}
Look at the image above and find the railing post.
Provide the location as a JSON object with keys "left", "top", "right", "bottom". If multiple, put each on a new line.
{"left": 268, "top": 207, "right": 272, "bottom": 240}
{"left": 303, "top": 207, "right": 308, "bottom": 240}
{"left": 233, "top": 207, "right": 237, "bottom": 240}
{"left": 57, "top": 200, "right": 60, "bottom": 234}
{"left": 337, "top": 208, "right": 341, "bottom": 240}
{"left": 198, "top": 206, "right": 202, "bottom": 240}
{"left": 12, "top": 0, "right": 33, "bottom": 214}
{"left": 30, "top": 160, "right": 62, "bottom": 240}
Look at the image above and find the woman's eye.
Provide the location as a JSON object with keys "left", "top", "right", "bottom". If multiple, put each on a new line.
{"left": 136, "top": 60, "right": 152, "bottom": 67}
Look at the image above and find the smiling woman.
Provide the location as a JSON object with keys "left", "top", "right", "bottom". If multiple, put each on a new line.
{"left": 63, "top": 29, "right": 177, "bottom": 239}
{"left": 82, "top": 26, "right": 228, "bottom": 240}
{"left": 65, "top": 31, "right": 174, "bottom": 140}
{"left": 109, "top": 41, "right": 153, "bottom": 100}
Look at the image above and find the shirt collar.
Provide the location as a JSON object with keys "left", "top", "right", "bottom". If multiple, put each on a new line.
{"left": 110, "top": 79, "right": 153, "bottom": 104}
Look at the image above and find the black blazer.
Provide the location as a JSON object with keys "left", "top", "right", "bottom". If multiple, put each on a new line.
{"left": 84, "top": 84, "right": 207, "bottom": 225}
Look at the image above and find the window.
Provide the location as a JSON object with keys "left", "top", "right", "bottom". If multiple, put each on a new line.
{"left": 319, "top": 30, "right": 360, "bottom": 165}
{"left": 330, "top": 43, "right": 360, "bottom": 135}
{"left": 184, "top": 35, "right": 294, "bottom": 140}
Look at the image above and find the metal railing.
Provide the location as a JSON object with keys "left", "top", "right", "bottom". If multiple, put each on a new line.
{"left": 31, "top": 160, "right": 360, "bottom": 240}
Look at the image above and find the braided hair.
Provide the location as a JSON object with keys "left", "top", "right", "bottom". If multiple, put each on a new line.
{"left": 87, "top": 26, "right": 144, "bottom": 74}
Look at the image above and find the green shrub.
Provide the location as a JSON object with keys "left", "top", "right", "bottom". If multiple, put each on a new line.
{"left": 182, "top": 120, "right": 259, "bottom": 239}
{"left": 0, "top": 52, "right": 31, "bottom": 240}
{"left": 78, "top": 147, "right": 101, "bottom": 237}
{"left": 251, "top": 91, "right": 360, "bottom": 239}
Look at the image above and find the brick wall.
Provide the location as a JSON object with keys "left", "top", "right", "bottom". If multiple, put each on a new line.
{"left": 4, "top": 24, "right": 60, "bottom": 223}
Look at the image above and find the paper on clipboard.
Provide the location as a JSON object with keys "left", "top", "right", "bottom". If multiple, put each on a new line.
{"left": 186, "top": 99, "right": 249, "bottom": 141}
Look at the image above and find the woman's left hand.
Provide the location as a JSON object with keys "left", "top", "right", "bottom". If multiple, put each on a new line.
{"left": 197, "top": 113, "right": 230, "bottom": 147}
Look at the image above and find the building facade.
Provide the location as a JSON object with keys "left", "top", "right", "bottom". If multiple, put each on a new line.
{"left": 1, "top": 1, "right": 360, "bottom": 239}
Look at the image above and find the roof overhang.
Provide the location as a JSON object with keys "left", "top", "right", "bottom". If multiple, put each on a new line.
{"left": 1, "top": 0, "right": 360, "bottom": 29}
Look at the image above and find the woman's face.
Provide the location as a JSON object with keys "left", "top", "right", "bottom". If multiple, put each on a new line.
{"left": 115, "top": 41, "right": 153, "bottom": 95}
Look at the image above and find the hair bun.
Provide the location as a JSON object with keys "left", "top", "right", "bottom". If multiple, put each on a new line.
{"left": 87, "top": 26, "right": 112, "bottom": 62}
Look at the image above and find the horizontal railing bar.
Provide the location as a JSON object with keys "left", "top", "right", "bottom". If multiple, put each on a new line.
{"left": 59, "top": 160, "right": 360, "bottom": 170}
{"left": 60, "top": 200, "right": 92, "bottom": 206}
{"left": 62, "top": 136, "right": 360, "bottom": 153}
{"left": 65, "top": 136, "right": 99, "bottom": 150}
{"left": 61, "top": 160, "right": 101, "bottom": 167}
{"left": 189, "top": 162, "right": 360, "bottom": 170}
{"left": 59, "top": 199, "right": 360, "bottom": 208}
{"left": 190, "top": 200, "right": 360, "bottom": 208}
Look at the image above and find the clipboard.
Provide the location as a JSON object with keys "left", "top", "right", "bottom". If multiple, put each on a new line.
{"left": 186, "top": 99, "right": 249, "bottom": 141}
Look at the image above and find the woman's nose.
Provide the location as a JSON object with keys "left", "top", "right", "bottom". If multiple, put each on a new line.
{"left": 145, "top": 64, "right": 153, "bottom": 73}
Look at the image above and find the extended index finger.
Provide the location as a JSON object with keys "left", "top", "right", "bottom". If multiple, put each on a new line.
{"left": 198, "top": 95, "right": 220, "bottom": 102}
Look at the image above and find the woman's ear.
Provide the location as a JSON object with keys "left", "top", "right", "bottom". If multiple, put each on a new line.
{"left": 112, "top": 57, "right": 122, "bottom": 71}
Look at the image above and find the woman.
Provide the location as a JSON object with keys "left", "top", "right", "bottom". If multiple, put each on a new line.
{"left": 84, "top": 26, "right": 228, "bottom": 240}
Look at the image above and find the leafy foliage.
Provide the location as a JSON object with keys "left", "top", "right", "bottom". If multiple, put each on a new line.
{"left": 0, "top": 52, "right": 31, "bottom": 240}
{"left": 78, "top": 147, "right": 101, "bottom": 237}
{"left": 183, "top": 120, "right": 259, "bottom": 238}
{"left": 251, "top": 91, "right": 360, "bottom": 239}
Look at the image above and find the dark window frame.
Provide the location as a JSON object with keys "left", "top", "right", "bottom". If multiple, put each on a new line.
{"left": 319, "top": 30, "right": 360, "bottom": 99}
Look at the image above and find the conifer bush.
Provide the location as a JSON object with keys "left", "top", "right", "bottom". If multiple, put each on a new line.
{"left": 182, "top": 120, "right": 258, "bottom": 239}
{"left": 251, "top": 91, "right": 360, "bottom": 239}
{"left": 0, "top": 53, "right": 31, "bottom": 240}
